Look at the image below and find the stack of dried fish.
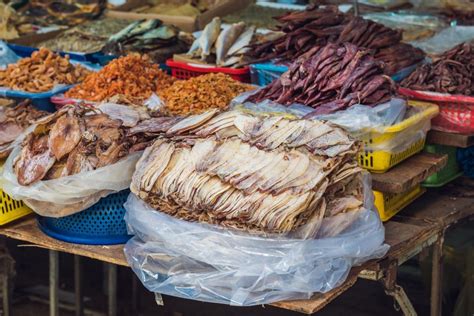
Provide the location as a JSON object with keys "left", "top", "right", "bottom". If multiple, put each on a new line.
{"left": 39, "top": 18, "right": 132, "bottom": 54}
{"left": 401, "top": 42, "right": 474, "bottom": 96}
{"left": 0, "top": 48, "right": 91, "bottom": 93}
{"left": 159, "top": 73, "right": 254, "bottom": 115}
{"left": 131, "top": 109, "right": 364, "bottom": 236}
{"left": 145, "top": 0, "right": 219, "bottom": 16}
{"left": 18, "top": 0, "right": 105, "bottom": 27}
{"left": 13, "top": 104, "right": 154, "bottom": 186}
{"left": 245, "top": 5, "right": 424, "bottom": 75}
{"left": 0, "top": 3, "right": 34, "bottom": 40}
{"left": 186, "top": 17, "right": 256, "bottom": 67}
{"left": 102, "top": 19, "right": 189, "bottom": 64}
{"left": 375, "top": 43, "right": 425, "bottom": 76}
{"left": 246, "top": 43, "right": 396, "bottom": 115}
{"left": 0, "top": 101, "right": 49, "bottom": 159}
{"left": 65, "top": 54, "right": 175, "bottom": 104}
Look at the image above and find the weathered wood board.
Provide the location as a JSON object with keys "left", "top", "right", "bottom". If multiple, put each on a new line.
{"left": 427, "top": 130, "right": 474, "bottom": 148}
{"left": 372, "top": 152, "right": 447, "bottom": 193}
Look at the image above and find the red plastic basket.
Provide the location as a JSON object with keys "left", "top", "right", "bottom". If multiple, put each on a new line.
{"left": 166, "top": 59, "right": 251, "bottom": 83}
{"left": 399, "top": 87, "right": 474, "bottom": 134}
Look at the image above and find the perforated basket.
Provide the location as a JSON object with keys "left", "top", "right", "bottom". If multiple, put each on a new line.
{"left": 38, "top": 190, "right": 131, "bottom": 245}
{"left": 250, "top": 63, "right": 288, "bottom": 86}
{"left": 374, "top": 185, "right": 426, "bottom": 222}
{"left": 358, "top": 100, "right": 439, "bottom": 173}
{"left": 0, "top": 190, "right": 32, "bottom": 225}
{"left": 166, "top": 59, "right": 251, "bottom": 82}
{"left": 399, "top": 87, "right": 474, "bottom": 134}
{"left": 422, "top": 144, "right": 462, "bottom": 187}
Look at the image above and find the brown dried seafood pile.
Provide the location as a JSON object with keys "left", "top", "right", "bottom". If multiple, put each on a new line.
{"left": 245, "top": 5, "right": 424, "bottom": 75}
{"left": 401, "top": 42, "right": 474, "bottom": 96}
{"left": 131, "top": 109, "right": 364, "bottom": 237}
{"left": 247, "top": 43, "right": 396, "bottom": 115}
{"left": 14, "top": 105, "right": 153, "bottom": 186}
{"left": 0, "top": 101, "right": 49, "bottom": 159}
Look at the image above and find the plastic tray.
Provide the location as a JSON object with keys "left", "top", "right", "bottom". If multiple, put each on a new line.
{"left": 399, "top": 87, "right": 474, "bottom": 134}
{"left": 422, "top": 144, "right": 462, "bottom": 187}
{"left": 7, "top": 43, "right": 93, "bottom": 62}
{"left": 249, "top": 61, "right": 419, "bottom": 86}
{"left": 374, "top": 185, "right": 426, "bottom": 222}
{"left": 2, "top": 86, "right": 72, "bottom": 112}
{"left": 38, "top": 190, "right": 131, "bottom": 245}
{"left": 166, "top": 59, "right": 251, "bottom": 83}
{"left": 358, "top": 100, "right": 439, "bottom": 173}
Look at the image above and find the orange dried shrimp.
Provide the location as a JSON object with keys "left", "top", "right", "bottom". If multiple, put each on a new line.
{"left": 0, "top": 48, "right": 90, "bottom": 93}
{"left": 159, "top": 73, "right": 254, "bottom": 115}
{"left": 65, "top": 54, "right": 175, "bottom": 103}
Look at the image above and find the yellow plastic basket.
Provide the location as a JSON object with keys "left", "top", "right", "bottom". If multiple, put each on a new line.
{"left": 358, "top": 100, "right": 439, "bottom": 173}
{"left": 374, "top": 185, "right": 426, "bottom": 222}
{"left": 0, "top": 162, "right": 32, "bottom": 225}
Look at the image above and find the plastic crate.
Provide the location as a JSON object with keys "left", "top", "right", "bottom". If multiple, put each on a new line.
{"left": 358, "top": 100, "right": 439, "bottom": 173}
{"left": 249, "top": 61, "right": 419, "bottom": 86}
{"left": 399, "top": 87, "right": 474, "bottom": 134}
{"left": 5, "top": 86, "right": 72, "bottom": 112}
{"left": 166, "top": 59, "right": 251, "bottom": 83}
{"left": 422, "top": 144, "right": 462, "bottom": 187}
{"left": 0, "top": 162, "right": 32, "bottom": 225}
{"left": 374, "top": 185, "right": 426, "bottom": 222}
{"left": 38, "top": 190, "right": 131, "bottom": 245}
{"left": 250, "top": 63, "right": 288, "bottom": 86}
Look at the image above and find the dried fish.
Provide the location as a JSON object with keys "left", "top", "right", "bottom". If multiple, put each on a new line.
{"left": 132, "top": 109, "right": 363, "bottom": 236}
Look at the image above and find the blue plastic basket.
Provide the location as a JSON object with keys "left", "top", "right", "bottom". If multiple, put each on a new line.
{"left": 250, "top": 60, "right": 420, "bottom": 87}
{"left": 38, "top": 190, "right": 131, "bottom": 245}
{"left": 3, "top": 86, "right": 72, "bottom": 112}
{"left": 7, "top": 43, "right": 93, "bottom": 62}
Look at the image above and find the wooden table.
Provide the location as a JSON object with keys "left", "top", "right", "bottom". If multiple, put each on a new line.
{"left": 0, "top": 183, "right": 472, "bottom": 316}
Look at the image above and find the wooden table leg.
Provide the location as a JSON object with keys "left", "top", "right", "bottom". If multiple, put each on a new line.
{"left": 107, "top": 264, "right": 117, "bottom": 316}
{"left": 381, "top": 260, "right": 417, "bottom": 316}
{"left": 430, "top": 233, "right": 444, "bottom": 316}
{"left": 2, "top": 274, "right": 11, "bottom": 316}
{"left": 49, "top": 250, "right": 59, "bottom": 316}
{"left": 74, "top": 255, "right": 84, "bottom": 316}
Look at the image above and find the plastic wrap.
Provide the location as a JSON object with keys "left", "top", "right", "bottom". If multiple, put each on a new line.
{"left": 410, "top": 26, "right": 474, "bottom": 55}
{"left": 409, "top": 0, "right": 474, "bottom": 10}
{"left": 124, "top": 170, "right": 388, "bottom": 306}
{"left": 1, "top": 143, "right": 142, "bottom": 218}
{"left": 0, "top": 41, "right": 20, "bottom": 67}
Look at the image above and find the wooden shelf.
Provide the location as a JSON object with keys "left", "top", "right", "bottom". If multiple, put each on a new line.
{"left": 371, "top": 152, "right": 447, "bottom": 193}
{"left": 427, "top": 130, "right": 474, "bottom": 148}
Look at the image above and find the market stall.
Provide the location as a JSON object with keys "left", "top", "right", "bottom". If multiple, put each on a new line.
{"left": 0, "top": 1, "right": 473, "bottom": 315}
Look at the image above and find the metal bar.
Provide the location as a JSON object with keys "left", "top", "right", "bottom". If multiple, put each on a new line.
{"left": 353, "top": 0, "right": 359, "bottom": 16}
{"left": 49, "top": 250, "right": 59, "bottom": 316}
{"left": 430, "top": 234, "right": 444, "bottom": 316}
{"left": 74, "top": 255, "right": 84, "bottom": 316}
{"left": 2, "top": 274, "right": 11, "bottom": 316}
{"left": 107, "top": 264, "right": 117, "bottom": 316}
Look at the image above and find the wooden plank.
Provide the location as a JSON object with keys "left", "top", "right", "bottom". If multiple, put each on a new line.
{"left": 271, "top": 270, "right": 360, "bottom": 314}
{"left": 0, "top": 216, "right": 128, "bottom": 266}
{"left": 427, "top": 130, "right": 474, "bottom": 148}
{"left": 372, "top": 152, "right": 447, "bottom": 193}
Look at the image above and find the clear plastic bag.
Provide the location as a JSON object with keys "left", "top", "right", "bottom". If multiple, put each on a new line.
{"left": 123, "top": 171, "right": 389, "bottom": 306}
{"left": 1, "top": 145, "right": 142, "bottom": 218}
{"left": 410, "top": 26, "right": 474, "bottom": 55}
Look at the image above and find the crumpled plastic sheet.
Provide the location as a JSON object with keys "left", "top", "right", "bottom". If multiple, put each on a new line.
{"left": 410, "top": 26, "right": 474, "bottom": 55}
{"left": 1, "top": 142, "right": 142, "bottom": 218}
{"left": 0, "top": 41, "right": 20, "bottom": 67}
{"left": 123, "top": 170, "right": 389, "bottom": 306}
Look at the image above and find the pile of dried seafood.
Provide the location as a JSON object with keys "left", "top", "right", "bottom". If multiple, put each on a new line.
{"left": 159, "top": 73, "right": 254, "bottom": 115}
{"left": 102, "top": 19, "right": 189, "bottom": 64}
{"left": 39, "top": 18, "right": 132, "bottom": 54}
{"left": 13, "top": 104, "right": 154, "bottom": 186}
{"left": 0, "top": 3, "right": 34, "bottom": 40}
{"left": 245, "top": 5, "right": 424, "bottom": 75}
{"left": 65, "top": 54, "right": 175, "bottom": 104}
{"left": 0, "top": 48, "right": 91, "bottom": 93}
{"left": 131, "top": 109, "right": 364, "bottom": 236}
{"left": 0, "top": 101, "right": 49, "bottom": 159}
{"left": 401, "top": 42, "right": 474, "bottom": 96}
{"left": 19, "top": 0, "right": 105, "bottom": 26}
{"left": 246, "top": 43, "right": 396, "bottom": 115}
{"left": 186, "top": 17, "right": 256, "bottom": 67}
